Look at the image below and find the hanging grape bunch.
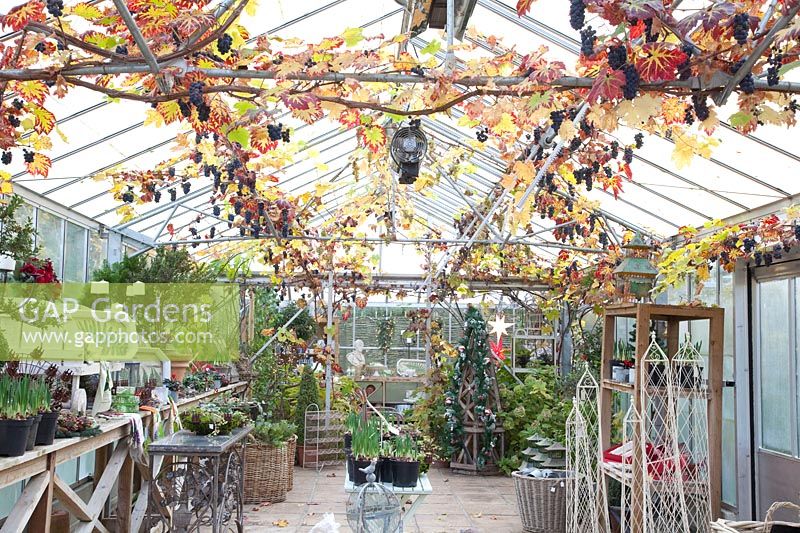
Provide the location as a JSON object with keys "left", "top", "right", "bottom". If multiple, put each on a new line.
{"left": 46, "top": 0, "right": 63, "bottom": 17}
{"left": 731, "top": 59, "right": 755, "bottom": 94}
{"left": 580, "top": 26, "right": 596, "bottom": 56}
{"left": 217, "top": 33, "right": 233, "bottom": 55}
{"left": 732, "top": 13, "right": 750, "bottom": 45}
{"left": 569, "top": 0, "right": 585, "bottom": 30}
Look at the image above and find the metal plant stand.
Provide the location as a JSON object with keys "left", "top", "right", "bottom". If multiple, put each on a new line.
{"left": 146, "top": 427, "right": 251, "bottom": 532}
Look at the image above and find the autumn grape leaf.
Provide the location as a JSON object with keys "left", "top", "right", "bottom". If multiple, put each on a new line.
{"left": 341, "top": 27, "right": 364, "bottom": 47}
{"left": 516, "top": 0, "right": 534, "bottom": 16}
{"left": 144, "top": 108, "right": 165, "bottom": 128}
{"left": 600, "top": 173, "right": 624, "bottom": 199}
{"left": 12, "top": 81, "right": 48, "bottom": 104}
{"left": 420, "top": 40, "right": 441, "bottom": 56}
{"left": 634, "top": 44, "right": 687, "bottom": 82}
{"left": 587, "top": 68, "right": 624, "bottom": 103}
{"left": 67, "top": 2, "right": 104, "bottom": 21}
{"left": 29, "top": 104, "right": 55, "bottom": 135}
{"left": 250, "top": 127, "right": 278, "bottom": 154}
{"left": 0, "top": 170, "right": 12, "bottom": 195}
{"left": 491, "top": 112, "right": 517, "bottom": 135}
{"left": 1, "top": 1, "right": 45, "bottom": 31}
{"left": 157, "top": 101, "right": 182, "bottom": 123}
{"left": 226, "top": 126, "right": 250, "bottom": 148}
{"left": 358, "top": 125, "right": 386, "bottom": 153}
{"left": 281, "top": 93, "right": 323, "bottom": 124}
{"left": 25, "top": 153, "right": 51, "bottom": 177}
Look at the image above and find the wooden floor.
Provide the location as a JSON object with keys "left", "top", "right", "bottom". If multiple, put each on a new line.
{"left": 243, "top": 465, "right": 525, "bottom": 532}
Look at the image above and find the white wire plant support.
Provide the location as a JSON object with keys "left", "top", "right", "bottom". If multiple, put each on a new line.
{"left": 638, "top": 332, "right": 702, "bottom": 533}
{"left": 566, "top": 366, "right": 610, "bottom": 533}
{"left": 672, "top": 335, "right": 713, "bottom": 532}
{"left": 303, "top": 404, "right": 346, "bottom": 472}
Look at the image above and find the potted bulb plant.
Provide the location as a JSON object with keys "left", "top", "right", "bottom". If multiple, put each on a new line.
{"left": 22, "top": 376, "right": 43, "bottom": 452}
{"left": 351, "top": 418, "right": 380, "bottom": 485}
{"left": 0, "top": 375, "right": 35, "bottom": 457}
{"left": 392, "top": 434, "right": 420, "bottom": 488}
{"left": 379, "top": 438, "right": 395, "bottom": 483}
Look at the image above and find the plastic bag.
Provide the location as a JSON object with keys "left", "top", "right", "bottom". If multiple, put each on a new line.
{"left": 309, "top": 513, "right": 340, "bottom": 533}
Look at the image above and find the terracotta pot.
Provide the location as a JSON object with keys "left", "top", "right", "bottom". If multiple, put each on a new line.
{"left": 296, "top": 444, "right": 319, "bottom": 467}
{"left": 171, "top": 360, "right": 192, "bottom": 381}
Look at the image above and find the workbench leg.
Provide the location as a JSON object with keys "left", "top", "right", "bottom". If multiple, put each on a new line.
{"left": 403, "top": 494, "right": 426, "bottom": 522}
{"left": 29, "top": 455, "right": 56, "bottom": 533}
{"left": 116, "top": 453, "right": 134, "bottom": 533}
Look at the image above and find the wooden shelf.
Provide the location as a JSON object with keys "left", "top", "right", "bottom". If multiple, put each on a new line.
{"left": 602, "top": 379, "right": 635, "bottom": 393}
{"left": 602, "top": 379, "right": 710, "bottom": 399}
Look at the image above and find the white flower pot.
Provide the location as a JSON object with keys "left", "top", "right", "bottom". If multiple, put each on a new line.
{"left": 627, "top": 368, "right": 636, "bottom": 384}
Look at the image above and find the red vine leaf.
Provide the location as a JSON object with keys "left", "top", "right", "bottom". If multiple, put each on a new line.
{"left": 358, "top": 125, "right": 386, "bottom": 153}
{"left": 516, "top": 0, "right": 534, "bottom": 16}
{"left": 281, "top": 93, "right": 323, "bottom": 124}
{"left": 1, "top": 1, "right": 46, "bottom": 31}
{"left": 30, "top": 104, "right": 55, "bottom": 135}
{"left": 587, "top": 68, "right": 624, "bottom": 103}
{"left": 634, "top": 44, "right": 687, "bottom": 82}
{"left": 250, "top": 126, "right": 278, "bottom": 154}
{"left": 13, "top": 81, "right": 49, "bottom": 104}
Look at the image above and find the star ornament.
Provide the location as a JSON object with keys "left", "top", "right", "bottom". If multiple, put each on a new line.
{"left": 488, "top": 314, "right": 512, "bottom": 342}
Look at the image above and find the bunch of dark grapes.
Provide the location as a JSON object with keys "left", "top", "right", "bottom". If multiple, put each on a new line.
{"left": 1, "top": 151, "right": 10, "bottom": 165}
{"left": 609, "top": 140, "right": 619, "bottom": 158}
{"left": 46, "top": 0, "right": 63, "bottom": 17}
{"left": 115, "top": 44, "right": 128, "bottom": 56}
{"left": 212, "top": 205, "right": 221, "bottom": 216}
{"left": 683, "top": 106, "right": 695, "bottom": 125}
{"left": 193, "top": 151, "right": 202, "bottom": 164}
{"left": 177, "top": 100, "right": 191, "bottom": 118}
{"left": 622, "top": 64, "right": 640, "bottom": 100}
{"left": 197, "top": 104, "right": 210, "bottom": 122}
{"left": 550, "top": 110, "right": 566, "bottom": 132}
{"left": 599, "top": 232, "right": 609, "bottom": 247}
{"left": 122, "top": 186, "right": 135, "bottom": 203}
{"left": 569, "top": 0, "right": 586, "bottom": 30}
{"left": 569, "top": 136, "right": 582, "bottom": 151}
{"left": 23, "top": 150, "right": 34, "bottom": 163}
{"left": 209, "top": 227, "right": 216, "bottom": 238}
{"left": 252, "top": 223, "right": 261, "bottom": 238}
{"left": 154, "top": 190, "right": 162, "bottom": 203}
{"left": 476, "top": 127, "right": 488, "bottom": 143}
{"left": 7, "top": 115, "right": 19, "bottom": 128}
{"left": 742, "top": 237, "right": 756, "bottom": 252}
{"left": 580, "top": 27, "right": 596, "bottom": 56}
{"left": 767, "top": 51, "right": 783, "bottom": 86}
{"left": 634, "top": 132, "right": 644, "bottom": 149}
{"left": 732, "top": 13, "right": 749, "bottom": 45}
{"left": 169, "top": 188, "right": 177, "bottom": 202}
{"left": 12, "top": 99, "right": 23, "bottom": 110}
{"left": 608, "top": 45, "right": 627, "bottom": 70}
{"left": 623, "top": 147, "right": 633, "bottom": 164}
{"left": 189, "top": 82, "right": 204, "bottom": 107}
{"left": 181, "top": 181, "right": 191, "bottom": 194}
{"left": 217, "top": 34, "right": 233, "bottom": 55}
{"left": 34, "top": 42, "right": 46, "bottom": 53}
{"left": 410, "top": 66, "right": 425, "bottom": 76}
{"left": 692, "top": 94, "right": 710, "bottom": 121}
{"left": 732, "top": 59, "right": 755, "bottom": 94}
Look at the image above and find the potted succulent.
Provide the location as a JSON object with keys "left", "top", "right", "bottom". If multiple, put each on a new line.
{"left": 56, "top": 412, "right": 102, "bottom": 438}
{"left": 350, "top": 418, "right": 380, "bottom": 485}
{"left": 180, "top": 404, "right": 249, "bottom": 436}
{"left": 0, "top": 375, "right": 35, "bottom": 456}
{"left": 163, "top": 378, "right": 182, "bottom": 402}
{"left": 392, "top": 434, "right": 420, "bottom": 488}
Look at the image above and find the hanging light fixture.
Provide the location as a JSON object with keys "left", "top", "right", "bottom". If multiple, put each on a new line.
{"left": 389, "top": 119, "right": 427, "bottom": 185}
{"left": 613, "top": 232, "right": 659, "bottom": 302}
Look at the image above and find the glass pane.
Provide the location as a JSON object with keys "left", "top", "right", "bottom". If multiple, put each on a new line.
{"left": 36, "top": 209, "right": 63, "bottom": 278}
{"left": 759, "top": 279, "right": 792, "bottom": 454}
{"left": 87, "top": 231, "right": 107, "bottom": 279}
{"left": 62, "top": 222, "right": 87, "bottom": 282}
{"left": 12, "top": 201, "right": 34, "bottom": 227}
{"left": 719, "top": 269, "right": 737, "bottom": 505}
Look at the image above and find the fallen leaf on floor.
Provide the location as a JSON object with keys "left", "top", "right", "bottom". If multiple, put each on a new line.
{"left": 272, "top": 519, "right": 289, "bottom": 527}
{"left": 490, "top": 516, "right": 498, "bottom": 520}
{"left": 405, "top": 499, "right": 412, "bottom": 505}
{"left": 471, "top": 512, "right": 482, "bottom": 518}
{"left": 443, "top": 478, "right": 449, "bottom": 482}
{"left": 326, "top": 472, "right": 336, "bottom": 477}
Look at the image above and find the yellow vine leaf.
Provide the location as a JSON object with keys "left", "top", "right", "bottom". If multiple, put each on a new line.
{"left": 143, "top": 108, "right": 165, "bottom": 128}
{"left": 491, "top": 112, "right": 516, "bottom": 135}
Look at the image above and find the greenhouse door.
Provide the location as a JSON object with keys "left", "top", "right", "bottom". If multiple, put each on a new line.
{"left": 753, "top": 274, "right": 800, "bottom": 518}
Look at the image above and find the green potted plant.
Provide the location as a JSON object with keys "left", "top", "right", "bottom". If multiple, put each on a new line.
{"left": 244, "top": 419, "right": 298, "bottom": 503}
{"left": 392, "top": 433, "right": 420, "bottom": 488}
{"left": 180, "top": 404, "right": 249, "bottom": 436}
{"left": 35, "top": 379, "right": 59, "bottom": 446}
{"left": 293, "top": 365, "right": 320, "bottom": 466}
{"left": 0, "top": 375, "right": 35, "bottom": 456}
{"left": 351, "top": 418, "right": 380, "bottom": 485}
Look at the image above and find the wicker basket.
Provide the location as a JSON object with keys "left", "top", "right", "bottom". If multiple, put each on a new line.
{"left": 287, "top": 436, "right": 296, "bottom": 491}
{"left": 711, "top": 502, "right": 800, "bottom": 533}
{"left": 243, "top": 439, "right": 291, "bottom": 504}
{"left": 512, "top": 471, "right": 571, "bottom": 533}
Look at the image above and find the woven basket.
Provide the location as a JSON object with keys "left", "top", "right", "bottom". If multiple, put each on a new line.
{"left": 512, "top": 471, "right": 571, "bottom": 533}
{"left": 243, "top": 440, "right": 291, "bottom": 504}
{"left": 287, "top": 436, "right": 296, "bottom": 491}
{"left": 711, "top": 502, "right": 800, "bottom": 533}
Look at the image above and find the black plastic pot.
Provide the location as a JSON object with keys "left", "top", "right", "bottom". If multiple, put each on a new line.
{"left": 36, "top": 411, "right": 59, "bottom": 446}
{"left": 352, "top": 458, "right": 371, "bottom": 485}
{"left": 26, "top": 414, "right": 42, "bottom": 451}
{"left": 392, "top": 459, "right": 419, "bottom": 488}
{"left": 0, "top": 418, "right": 34, "bottom": 457}
{"left": 678, "top": 364, "right": 702, "bottom": 389}
{"left": 379, "top": 457, "right": 394, "bottom": 483}
{"left": 347, "top": 453, "right": 354, "bottom": 481}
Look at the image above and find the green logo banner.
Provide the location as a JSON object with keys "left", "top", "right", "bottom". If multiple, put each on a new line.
{"left": 0, "top": 283, "right": 240, "bottom": 362}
